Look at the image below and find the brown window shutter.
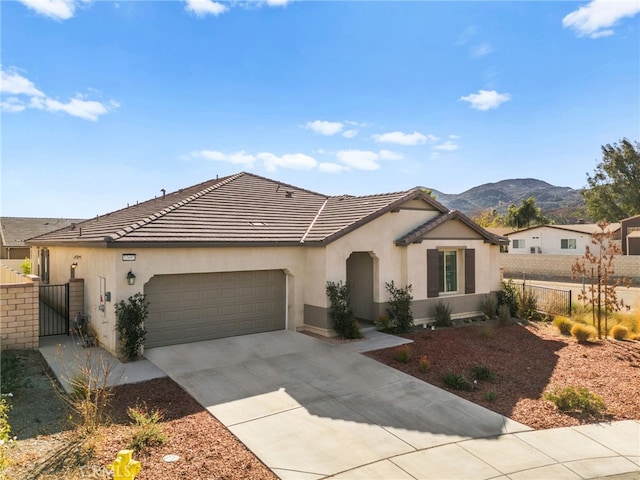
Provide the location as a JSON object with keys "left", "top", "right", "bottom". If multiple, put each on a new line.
{"left": 465, "top": 248, "right": 476, "bottom": 294}
{"left": 427, "top": 249, "right": 439, "bottom": 298}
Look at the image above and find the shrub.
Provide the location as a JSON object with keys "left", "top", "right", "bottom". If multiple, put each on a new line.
{"left": 385, "top": 281, "right": 414, "bottom": 334}
{"left": 419, "top": 354, "right": 430, "bottom": 372}
{"left": 497, "top": 304, "right": 511, "bottom": 327}
{"left": 497, "top": 279, "right": 519, "bottom": 317}
{"left": 433, "top": 301, "right": 452, "bottom": 327}
{"left": 0, "top": 398, "right": 12, "bottom": 471}
{"left": 375, "top": 314, "right": 392, "bottom": 332}
{"left": 393, "top": 345, "right": 413, "bottom": 363}
{"left": 471, "top": 364, "right": 497, "bottom": 383}
{"left": 115, "top": 293, "right": 149, "bottom": 360}
{"left": 484, "top": 390, "right": 497, "bottom": 402}
{"left": 518, "top": 288, "right": 538, "bottom": 320}
{"left": 571, "top": 323, "right": 597, "bottom": 343}
{"left": 326, "top": 281, "right": 362, "bottom": 339}
{"left": 1, "top": 352, "right": 23, "bottom": 394}
{"left": 610, "top": 324, "right": 629, "bottom": 340}
{"left": 544, "top": 386, "right": 605, "bottom": 416}
{"left": 127, "top": 404, "right": 167, "bottom": 453}
{"left": 480, "top": 294, "right": 497, "bottom": 320}
{"left": 443, "top": 371, "right": 472, "bottom": 391}
{"left": 20, "top": 257, "right": 31, "bottom": 275}
{"left": 553, "top": 316, "right": 574, "bottom": 335}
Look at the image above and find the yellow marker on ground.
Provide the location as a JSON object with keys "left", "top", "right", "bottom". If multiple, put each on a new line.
{"left": 107, "top": 449, "right": 141, "bottom": 480}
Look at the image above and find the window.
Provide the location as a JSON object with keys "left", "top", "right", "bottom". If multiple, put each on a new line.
{"left": 438, "top": 250, "right": 458, "bottom": 293}
{"left": 427, "top": 248, "right": 475, "bottom": 298}
{"left": 39, "top": 248, "right": 50, "bottom": 284}
{"left": 512, "top": 239, "right": 525, "bottom": 249}
{"left": 561, "top": 239, "right": 577, "bottom": 249}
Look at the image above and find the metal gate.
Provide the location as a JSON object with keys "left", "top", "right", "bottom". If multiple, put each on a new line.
{"left": 39, "top": 283, "right": 69, "bottom": 336}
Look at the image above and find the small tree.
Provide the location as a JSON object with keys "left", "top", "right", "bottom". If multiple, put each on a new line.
{"left": 385, "top": 281, "right": 414, "bottom": 334}
{"left": 115, "top": 293, "right": 149, "bottom": 360}
{"left": 20, "top": 257, "right": 31, "bottom": 275}
{"left": 571, "top": 221, "right": 631, "bottom": 339}
{"left": 326, "top": 281, "right": 362, "bottom": 339}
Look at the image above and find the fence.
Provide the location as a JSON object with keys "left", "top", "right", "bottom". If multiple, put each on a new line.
{"left": 1, "top": 270, "right": 39, "bottom": 350}
{"left": 39, "top": 283, "right": 69, "bottom": 336}
{"left": 522, "top": 283, "right": 572, "bottom": 316}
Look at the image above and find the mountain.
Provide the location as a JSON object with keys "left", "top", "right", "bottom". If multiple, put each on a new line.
{"left": 429, "top": 179, "right": 589, "bottom": 223}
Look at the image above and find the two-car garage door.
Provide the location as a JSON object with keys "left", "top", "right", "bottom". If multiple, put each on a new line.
{"left": 144, "top": 270, "right": 286, "bottom": 348}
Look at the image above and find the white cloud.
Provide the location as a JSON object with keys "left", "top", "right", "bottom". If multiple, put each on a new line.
{"left": 563, "top": 0, "right": 640, "bottom": 38}
{"left": 460, "top": 89, "right": 511, "bottom": 111}
{"left": 430, "top": 152, "right": 441, "bottom": 160}
{"left": 318, "top": 162, "right": 348, "bottom": 174}
{"left": 17, "top": 0, "right": 84, "bottom": 20}
{"left": 305, "top": 120, "right": 343, "bottom": 136}
{"left": 471, "top": 42, "right": 493, "bottom": 58}
{"left": 372, "top": 131, "right": 434, "bottom": 146}
{"left": 342, "top": 129, "right": 358, "bottom": 138}
{"left": 434, "top": 140, "right": 460, "bottom": 151}
{"left": 379, "top": 149, "right": 404, "bottom": 161}
{"left": 0, "top": 98, "right": 26, "bottom": 113}
{"left": 257, "top": 152, "right": 317, "bottom": 172}
{"left": 0, "top": 69, "right": 45, "bottom": 97}
{"left": 192, "top": 150, "right": 256, "bottom": 165}
{"left": 449, "top": 134, "right": 461, "bottom": 140}
{"left": 336, "top": 150, "right": 380, "bottom": 171}
{"left": 184, "top": 0, "right": 229, "bottom": 17}
{"left": 29, "top": 96, "right": 117, "bottom": 121}
{"left": 265, "top": 0, "right": 292, "bottom": 6}
{"left": 1, "top": 66, "right": 117, "bottom": 121}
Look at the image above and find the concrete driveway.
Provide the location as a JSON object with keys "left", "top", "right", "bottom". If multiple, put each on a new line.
{"left": 145, "top": 330, "right": 529, "bottom": 479}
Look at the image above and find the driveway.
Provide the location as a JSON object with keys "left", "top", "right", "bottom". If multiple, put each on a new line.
{"left": 145, "top": 330, "right": 528, "bottom": 479}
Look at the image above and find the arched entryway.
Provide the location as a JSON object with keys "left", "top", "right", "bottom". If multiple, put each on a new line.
{"left": 346, "top": 252, "right": 375, "bottom": 322}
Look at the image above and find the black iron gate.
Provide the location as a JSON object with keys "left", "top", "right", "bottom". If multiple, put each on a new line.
{"left": 522, "top": 283, "right": 572, "bottom": 316}
{"left": 39, "top": 283, "right": 69, "bottom": 336}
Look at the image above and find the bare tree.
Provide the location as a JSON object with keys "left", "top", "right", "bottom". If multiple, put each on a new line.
{"left": 571, "top": 221, "right": 631, "bottom": 339}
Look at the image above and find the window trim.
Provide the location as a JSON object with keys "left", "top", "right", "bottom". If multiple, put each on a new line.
{"left": 560, "top": 238, "right": 577, "bottom": 250}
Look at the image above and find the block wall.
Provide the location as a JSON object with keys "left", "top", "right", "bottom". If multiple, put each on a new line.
{"left": 1, "top": 275, "right": 39, "bottom": 350}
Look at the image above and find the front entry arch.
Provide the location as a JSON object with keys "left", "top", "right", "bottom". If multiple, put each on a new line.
{"left": 346, "top": 252, "right": 374, "bottom": 322}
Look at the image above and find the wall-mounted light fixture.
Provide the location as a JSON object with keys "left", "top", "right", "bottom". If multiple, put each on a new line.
{"left": 70, "top": 262, "right": 78, "bottom": 279}
{"left": 126, "top": 270, "right": 136, "bottom": 286}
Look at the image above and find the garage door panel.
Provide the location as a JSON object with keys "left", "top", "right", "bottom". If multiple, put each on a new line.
{"left": 144, "top": 270, "right": 285, "bottom": 348}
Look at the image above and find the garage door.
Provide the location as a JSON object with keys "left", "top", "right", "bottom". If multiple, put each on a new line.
{"left": 144, "top": 270, "right": 286, "bottom": 348}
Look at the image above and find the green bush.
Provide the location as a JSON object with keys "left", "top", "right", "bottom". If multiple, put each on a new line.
{"left": 385, "top": 281, "right": 414, "bottom": 334}
{"left": 443, "top": 371, "right": 472, "bottom": 391}
{"left": 115, "top": 293, "right": 149, "bottom": 360}
{"left": 433, "top": 301, "right": 452, "bottom": 327}
{"left": 544, "top": 386, "right": 605, "bottom": 416}
{"left": 0, "top": 398, "right": 12, "bottom": 471}
{"left": 553, "top": 316, "right": 574, "bottom": 335}
{"left": 480, "top": 294, "right": 498, "bottom": 320}
{"left": 570, "top": 323, "right": 597, "bottom": 343}
{"left": 497, "top": 304, "right": 512, "bottom": 327}
{"left": 518, "top": 288, "right": 538, "bottom": 320}
{"left": 326, "top": 281, "right": 362, "bottom": 339}
{"left": 610, "top": 324, "right": 629, "bottom": 340}
{"left": 484, "top": 390, "right": 497, "bottom": 402}
{"left": 127, "top": 404, "right": 167, "bottom": 453}
{"left": 471, "top": 364, "right": 497, "bottom": 383}
{"left": 497, "top": 280, "right": 519, "bottom": 317}
{"left": 1, "top": 352, "right": 22, "bottom": 394}
{"left": 20, "top": 257, "right": 31, "bottom": 275}
{"left": 375, "top": 314, "right": 392, "bottom": 332}
{"left": 393, "top": 345, "right": 413, "bottom": 363}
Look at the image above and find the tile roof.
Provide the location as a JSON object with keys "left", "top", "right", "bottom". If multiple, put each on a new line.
{"left": 395, "top": 210, "right": 509, "bottom": 246}
{"left": 0, "top": 217, "right": 85, "bottom": 248}
{"left": 27, "top": 172, "right": 449, "bottom": 247}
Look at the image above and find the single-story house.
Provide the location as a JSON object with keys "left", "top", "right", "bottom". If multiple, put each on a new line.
{"left": 621, "top": 214, "right": 640, "bottom": 255}
{"left": 27, "top": 172, "right": 507, "bottom": 355}
{"left": 1, "top": 217, "right": 84, "bottom": 270}
{"left": 505, "top": 223, "right": 621, "bottom": 255}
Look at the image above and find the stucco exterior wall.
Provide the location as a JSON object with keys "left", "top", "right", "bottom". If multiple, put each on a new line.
{"left": 1, "top": 274, "right": 39, "bottom": 350}
{"left": 508, "top": 227, "right": 595, "bottom": 255}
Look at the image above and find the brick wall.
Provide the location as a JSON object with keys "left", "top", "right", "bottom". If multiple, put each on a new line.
{"left": 500, "top": 253, "right": 640, "bottom": 283}
{"left": 1, "top": 275, "right": 39, "bottom": 350}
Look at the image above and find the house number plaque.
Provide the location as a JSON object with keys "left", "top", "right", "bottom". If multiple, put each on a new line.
{"left": 122, "top": 254, "right": 136, "bottom": 261}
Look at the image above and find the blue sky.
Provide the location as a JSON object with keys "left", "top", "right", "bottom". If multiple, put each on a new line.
{"left": 1, "top": 0, "right": 639, "bottom": 218}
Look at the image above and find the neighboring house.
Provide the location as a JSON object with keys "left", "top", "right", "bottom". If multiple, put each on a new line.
{"left": 1, "top": 217, "right": 84, "bottom": 273}
{"left": 621, "top": 214, "right": 640, "bottom": 255}
{"left": 27, "top": 172, "right": 507, "bottom": 355}
{"left": 505, "top": 223, "right": 621, "bottom": 255}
